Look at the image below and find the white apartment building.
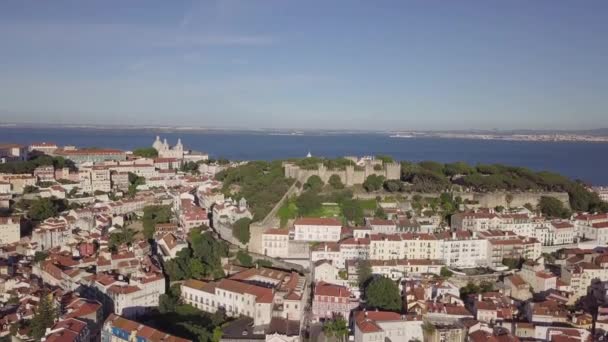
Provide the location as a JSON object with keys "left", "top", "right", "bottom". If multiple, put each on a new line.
{"left": 0, "top": 215, "right": 21, "bottom": 245}
{"left": 338, "top": 237, "right": 370, "bottom": 265}
{"left": 550, "top": 221, "right": 576, "bottom": 245}
{"left": 578, "top": 222, "right": 608, "bottom": 243}
{"left": 436, "top": 231, "right": 488, "bottom": 268}
{"left": 452, "top": 211, "right": 502, "bottom": 231}
{"left": 106, "top": 273, "right": 165, "bottom": 319}
{"left": 369, "top": 233, "right": 441, "bottom": 261}
{"left": 562, "top": 262, "right": 608, "bottom": 301}
{"left": 486, "top": 236, "right": 542, "bottom": 268}
{"left": 293, "top": 218, "right": 342, "bottom": 242}
{"left": 311, "top": 243, "right": 341, "bottom": 267}
{"left": 262, "top": 228, "right": 290, "bottom": 258}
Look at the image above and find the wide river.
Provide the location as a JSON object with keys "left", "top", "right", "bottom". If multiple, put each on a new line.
{"left": 1, "top": 127, "right": 607, "bottom": 185}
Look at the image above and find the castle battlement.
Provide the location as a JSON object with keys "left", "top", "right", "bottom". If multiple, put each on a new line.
{"left": 283, "top": 158, "right": 401, "bottom": 187}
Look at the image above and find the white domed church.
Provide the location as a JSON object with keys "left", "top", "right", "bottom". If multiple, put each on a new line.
{"left": 152, "top": 136, "right": 184, "bottom": 159}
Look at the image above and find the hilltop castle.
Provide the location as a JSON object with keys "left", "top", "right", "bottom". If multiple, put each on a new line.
{"left": 152, "top": 136, "right": 184, "bottom": 159}
{"left": 284, "top": 156, "right": 401, "bottom": 187}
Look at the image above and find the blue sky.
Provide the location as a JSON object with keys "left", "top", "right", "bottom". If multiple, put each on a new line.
{"left": 0, "top": 0, "right": 607, "bottom": 130}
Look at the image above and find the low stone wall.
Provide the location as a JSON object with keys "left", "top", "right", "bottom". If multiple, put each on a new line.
{"left": 355, "top": 191, "right": 570, "bottom": 209}
{"left": 215, "top": 221, "right": 247, "bottom": 249}
{"left": 449, "top": 272, "right": 510, "bottom": 288}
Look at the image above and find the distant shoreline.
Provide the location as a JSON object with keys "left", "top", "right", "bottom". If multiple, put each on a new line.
{"left": 2, "top": 123, "right": 608, "bottom": 142}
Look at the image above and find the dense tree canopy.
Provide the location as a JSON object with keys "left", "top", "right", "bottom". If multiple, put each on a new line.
{"left": 148, "top": 283, "right": 228, "bottom": 341}
{"left": 357, "top": 260, "right": 373, "bottom": 289}
{"left": 108, "top": 228, "right": 135, "bottom": 251}
{"left": 304, "top": 175, "right": 324, "bottom": 192}
{"left": 363, "top": 175, "right": 385, "bottom": 192}
{"left": 295, "top": 190, "right": 323, "bottom": 216}
{"left": 397, "top": 160, "right": 607, "bottom": 213}
{"left": 340, "top": 198, "right": 364, "bottom": 225}
{"left": 180, "top": 161, "right": 199, "bottom": 174}
{"left": 132, "top": 147, "right": 158, "bottom": 158}
{"left": 328, "top": 174, "right": 344, "bottom": 189}
{"left": 365, "top": 277, "right": 402, "bottom": 312}
{"left": 443, "top": 161, "right": 475, "bottom": 176}
{"left": 142, "top": 205, "right": 172, "bottom": 239}
{"left": 375, "top": 155, "right": 394, "bottom": 163}
{"left": 0, "top": 155, "right": 75, "bottom": 174}
{"left": 165, "top": 227, "right": 228, "bottom": 281}
{"left": 539, "top": 196, "right": 571, "bottom": 219}
{"left": 216, "top": 161, "right": 294, "bottom": 221}
{"left": 232, "top": 218, "right": 251, "bottom": 244}
{"left": 459, "top": 281, "right": 495, "bottom": 300}
{"left": 30, "top": 293, "right": 56, "bottom": 340}
{"left": 383, "top": 179, "right": 402, "bottom": 192}
{"left": 27, "top": 198, "right": 67, "bottom": 221}
{"left": 235, "top": 250, "right": 254, "bottom": 267}
{"left": 322, "top": 317, "right": 348, "bottom": 342}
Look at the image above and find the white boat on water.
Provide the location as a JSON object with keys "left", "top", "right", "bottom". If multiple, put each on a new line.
{"left": 389, "top": 134, "right": 414, "bottom": 138}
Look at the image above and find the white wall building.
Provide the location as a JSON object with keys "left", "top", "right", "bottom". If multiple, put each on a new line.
{"left": 262, "top": 228, "right": 290, "bottom": 258}
{"left": 293, "top": 218, "right": 342, "bottom": 242}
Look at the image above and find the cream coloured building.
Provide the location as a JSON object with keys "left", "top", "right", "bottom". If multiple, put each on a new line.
{"left": 181, "top": 267, "right": 306, "bottom": 327}
{"left": 262, "top": 228, "right": 290, "bottom": 258}
{"left": 0, "top": 215, "right": 21, "bottom": 245}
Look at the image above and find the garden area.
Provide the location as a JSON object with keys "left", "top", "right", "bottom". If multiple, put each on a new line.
{"left": 276, "top": 175, "right": 383, "bottom": 227}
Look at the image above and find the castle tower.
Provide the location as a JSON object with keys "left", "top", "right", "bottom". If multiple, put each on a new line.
{"left": 163, "top": 138, "right": 169, "bottom": 150}
{"left": 384, "top": 162, "right": 401, "bottom": 180}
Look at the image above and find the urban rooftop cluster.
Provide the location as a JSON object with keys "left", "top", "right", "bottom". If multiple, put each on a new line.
{"left": 0, "top": 138, "right": 607, "bottom": 341}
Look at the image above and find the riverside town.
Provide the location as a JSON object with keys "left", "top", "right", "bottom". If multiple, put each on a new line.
{"left": 0, "top": 138, "right": 608, "bottom": 341}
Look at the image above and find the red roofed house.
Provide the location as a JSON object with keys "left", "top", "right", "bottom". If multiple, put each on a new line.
{"left": 181, "top": 267, "right": 307, "bottom": 327}
{"left": 102, "top": 314, "right": 189, "bottom": 342}
{"left": 312, "top": 282, "right": 358, "bottom": 323}
{"left": 353, "top": 310, "right": 423, "bottom": 342}
{"left": 294, "top": 217, "right": 342, "bottom": 242}
{"left": 45, "top": 318, "right": 90, "bottom": 342}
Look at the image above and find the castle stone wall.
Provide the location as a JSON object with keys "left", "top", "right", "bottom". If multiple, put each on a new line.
{"left": 283, "top": 162, "right": 401, "bottom": 187}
